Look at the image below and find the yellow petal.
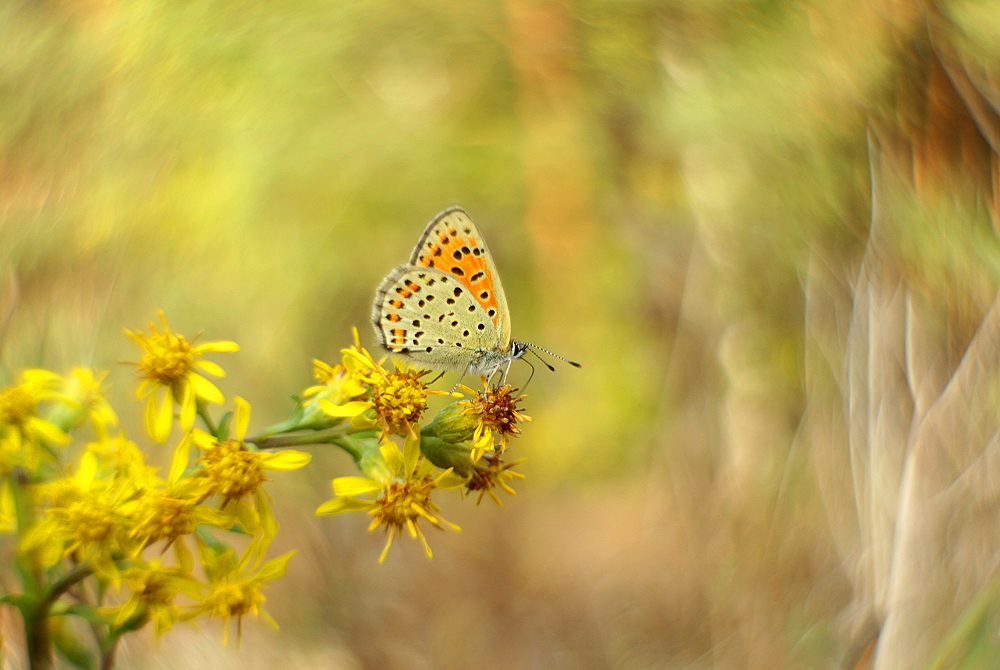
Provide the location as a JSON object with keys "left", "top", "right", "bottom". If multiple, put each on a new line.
{"left": 256, "top": 550, "right": 295, "bottom": 581}
{"left": 178, "top": 383, "right": 196, "bottom": 430}
{"left": 195, "top": 360, "right": 226, "bottom": 377}
{"left": 28, "top": 417, "right": 69, "bottom": 446}
{"left": 340, "top": 349, "right": 371, "bottom": 372}
{"left": 115, "top": 597, "right": 142, "bottom": 628}
{"left": 191, "top": 428, "right": 216, "bottom": 450}
{"left": 332, "top": 476, "right": 380, "bottom": 497}
{"left": 233, "top": 396, "right": 251, "bottom": 441}
{"left": 435, "top": 469, "right": 469, "bottom": 490}
{"left": 150, "top": 389, "right": 173, "bottom": 444}
{"left": 232, "top": 499, "right": 259, "bottom": 534}
{"left": 351, "top": 412, "right": 378, "bottom": 430}
{"left": 75, "top": 451, "right": 98, "bottom": 488}
{"left": 316, "top": 497, "right": 376, "bottom": 515}
{"left": 318, "top": 400, "right": 369, "bottom": 418}
{"left": 379, "top": 442, "right": 403, "bottom": 476}
{"left": 193, "top": 340, "right": 240, "bottom": 353}
{"left": 259, "top": 450, "right": 311, "bottom": 471}
{"left": 168, "top": 433, "right": 192, "bottom": 484}
{"left": 188, "top": 374, "right": 224, "bottom": 405}
{"left": 402, "top": 431, "right": 420, "bottom": 477}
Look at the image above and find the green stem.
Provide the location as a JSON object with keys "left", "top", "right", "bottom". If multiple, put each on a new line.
{"left": 10, "top": 468, "right": 51, "bottom": 670}
{"left": 101, "top": 636, "right": 120, "bottom": 670}
{"left": 196, "top": 399, "right": 217, "bottom": 436}
{"left": 38, "top": 562, "right": 94, "bottom": 615}
{"left": 331, "top": 435, "right": 375, "bottom": 463}
{"left": 247, "top": 426, "right": 353, "bottom": 450}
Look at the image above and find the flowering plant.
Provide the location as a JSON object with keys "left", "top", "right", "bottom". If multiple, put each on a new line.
{"left": 1, "top": 313, "right": 533, "bottom": 669}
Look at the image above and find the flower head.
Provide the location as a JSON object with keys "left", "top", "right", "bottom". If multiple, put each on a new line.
{"left": 0, "top": 370, "right": 69, "bottom": 467}
{"left": 111, "top": 560, "right": 202, "bottom": 636}
{"left": 319, "top": 343, "right": 453, "bottom": 437}
{"left": 465, "top": 453, "right": 526, "bottom": 506}
{"left": 316, "top": 432, "right": 466, "bottom": 562}
{"left": 189, "top": 547, "right": 294, "bottom": 645}
{"left": 458, "top": 382, "right": 530, "bottom": 453}
{"left": 300, "top": 329, "right": 369, "bottom": 406}
{"left": 47, "top": 368, "right": 118, "bottom": 437}
{"left": 191, "top": 397, "right": 310, "bottom": 541}
{"left": 24, "top": 452, "right": 140, "bottom": 581}
{"left": 124, "top": 311, "right": 239, "bottom": 443}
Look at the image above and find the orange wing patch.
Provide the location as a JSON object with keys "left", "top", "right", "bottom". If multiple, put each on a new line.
{"left": 416, "top": 229, "right": 500, "bottom": 323}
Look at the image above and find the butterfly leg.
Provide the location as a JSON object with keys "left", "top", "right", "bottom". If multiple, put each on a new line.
{"left": 449, "top": 360, "right": 474, "bottom": 394}
{"left": 501, "top": 358, "right": 515, "bottom": 384}
{"left": 427, "top": 370, "right": 446, "bottom": 385}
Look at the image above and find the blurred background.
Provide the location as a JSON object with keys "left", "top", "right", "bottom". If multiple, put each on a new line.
{"left": 4, "top": 0, "right": 1000, "bottom": 667}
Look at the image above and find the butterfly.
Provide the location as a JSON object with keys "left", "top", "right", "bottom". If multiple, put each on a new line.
{"left": 371, "top": 207, "right": 579, "bottom": 381}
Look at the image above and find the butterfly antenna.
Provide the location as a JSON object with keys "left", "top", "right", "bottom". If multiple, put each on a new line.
{"left": 525, "top": 344, "right": 582, "bottom": 369}
{"left": 525, "top": 347, "right": 555, "bottom": 372}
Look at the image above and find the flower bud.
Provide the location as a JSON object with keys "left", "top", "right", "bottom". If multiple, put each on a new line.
{"left": 419, "top": 429, "right": 475, "bottom": 477}
{"left": 427, "top": 402, "right": 477, "bottom": 444}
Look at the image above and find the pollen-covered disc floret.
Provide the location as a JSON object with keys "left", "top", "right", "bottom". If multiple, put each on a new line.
{"left": 371, "top": 473, "right": 439, "bottom": 538}
{"left": 198, "top": 439, "right": 268, "bottom": 504}
{"left": 132, "top": 493, "right": 202, "bottom": 545}
{"left": 459, "top": 382, "right": 531, "bottom": 450}
{"left": 466, "top": 452, "right": 526, "bottom": 506}
{"left": 370, "top": 368, "right": 433, "bottom": 432}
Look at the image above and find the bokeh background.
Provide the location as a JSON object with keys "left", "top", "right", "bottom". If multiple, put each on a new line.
{"left": 5, "top": 0, "right": 1000, "bottom": 668}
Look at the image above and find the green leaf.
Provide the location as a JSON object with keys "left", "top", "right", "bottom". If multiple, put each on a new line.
{"left": 52, "top": 616, "right": 96, "bottom": 670}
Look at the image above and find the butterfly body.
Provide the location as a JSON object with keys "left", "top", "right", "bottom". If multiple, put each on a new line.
{"left": 372, "top": 208, "right": 529, "bottom": 377}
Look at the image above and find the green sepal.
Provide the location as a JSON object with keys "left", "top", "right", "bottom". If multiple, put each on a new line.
{"left": 195, "top": 525, "right": 232, "bottom": 554}
{"left": 216, "top": 411, "right": 233, "bottom": 441}
{"left": 419, "top": 430, "right": 475, "bottom": 477}
{"left": 109, "top": 609, "right": 148, "bottom": 637}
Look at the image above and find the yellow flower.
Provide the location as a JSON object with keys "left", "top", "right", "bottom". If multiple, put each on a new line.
{"left": 465, "top": 453, "right": 526, "bottom": 506}
{"left": 191, "top": 397, "right": 310, "bottom": 543}
{"left": 320, "top": 343, "right": 454, "bottom": 437}
{"left": 316, "top": 432, "right": 466, "bottom": 562}
{"left": 189, "top": 546, "right": 294, "bottom": 645}
{"left": 301, "top": 329, "right": 369, "bottom": 404}
{"left": 86, "top": 433, "right": 159, "bottom": 487}
{"left": 0, "top": 370, "right": 69, "bottom": 467}
{"left": 110, "top": 560, "right": 202, "bottom": 636}
{"left": 47, "top": 368, "right": 118, "bottom": 437}
{"left": 23, "top": 452, "right": 140, "bottom": 581}
{"left": 458, "top": 382, "right": 530, "bottom": 456}
{"left": 125, "top": 311, "right": 239, "bottom": 443}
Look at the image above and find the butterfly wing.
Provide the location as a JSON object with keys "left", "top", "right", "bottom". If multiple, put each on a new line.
{"left": 372, "top": 265, "right": 505, "bottom": 370}
{"left": 407, "top": 208, "right": 512, "bottom": 348}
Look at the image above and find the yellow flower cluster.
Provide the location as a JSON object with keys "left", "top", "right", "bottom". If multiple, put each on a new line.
{"left": 0, "top": 311, "right": 541, "bottom": 668}
{"left": 310, "top": 335, "right": 532, "bottom": 560}
{"left": 0, "top": 313, "right": 309, "bottom": 670}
